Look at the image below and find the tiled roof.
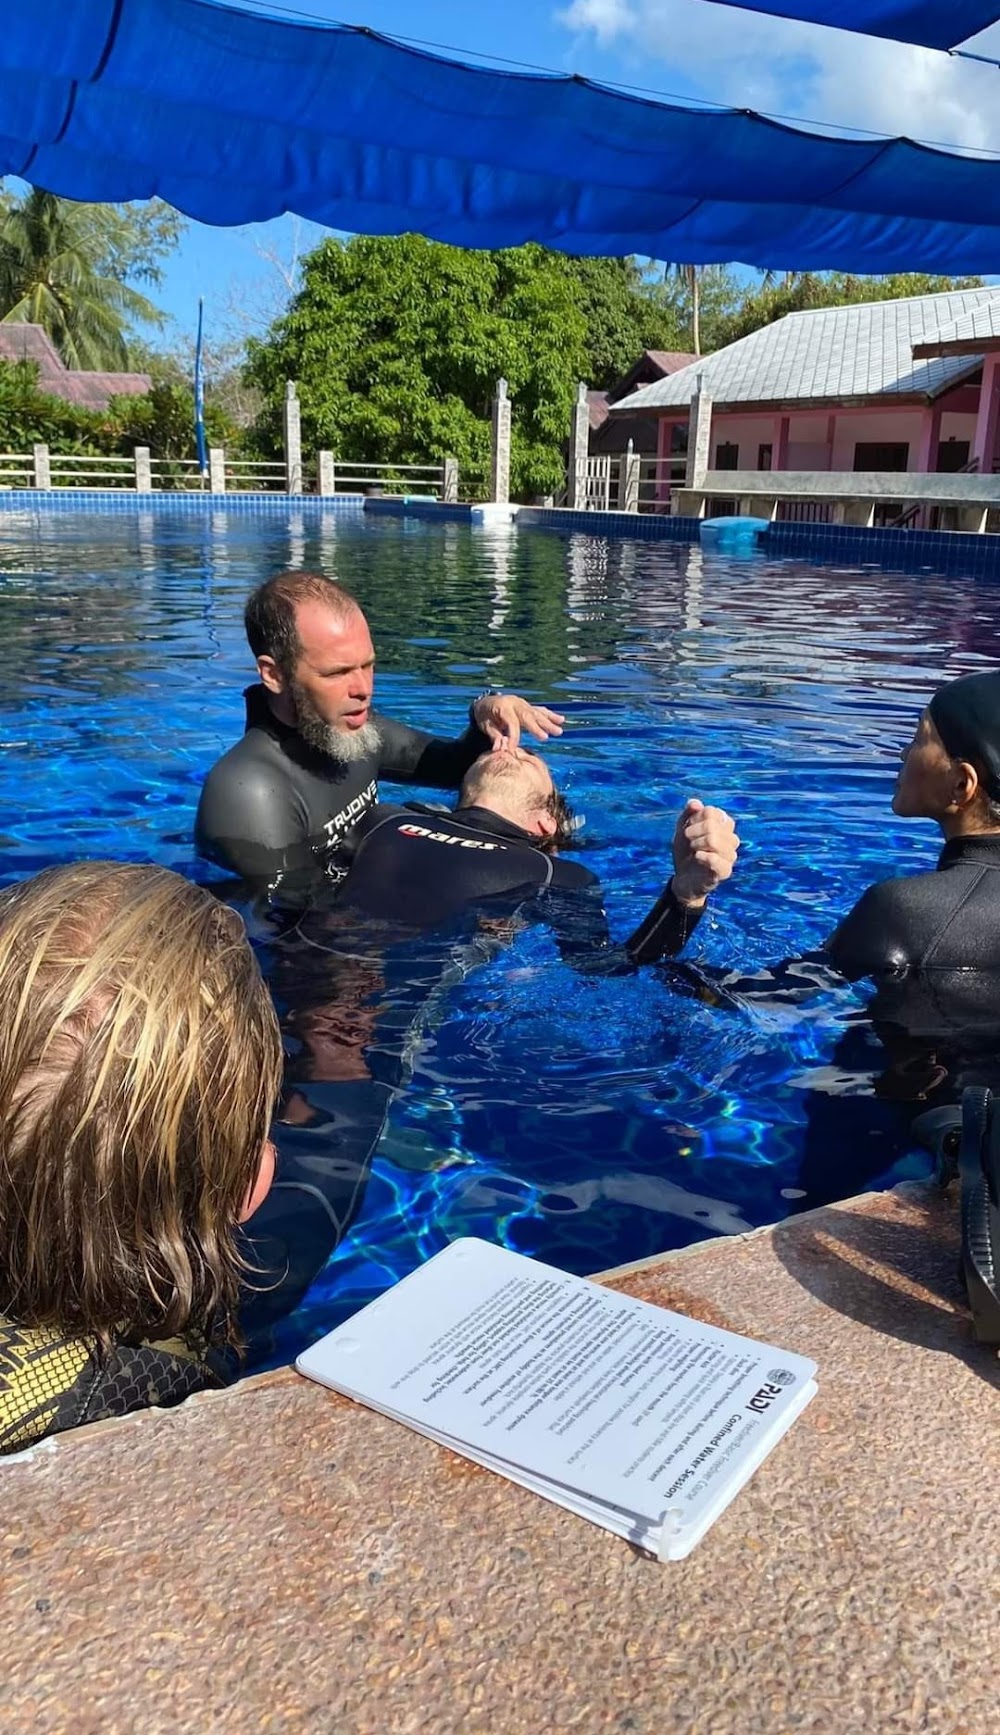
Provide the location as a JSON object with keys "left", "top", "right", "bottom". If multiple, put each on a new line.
{"left": 0, "top": 324, "right": 150, "bottom": 409}
{"left": 587, "top": 390, "right": 610, "bottom": 432}
{"left": 911, "top": 299, "right": 1000, "bottom": 357}
{"left": 622, "top": 289, "right": 1000, "bottom": 414}
{"left": 644, "top": 350, "right": 698, "bottom": 373}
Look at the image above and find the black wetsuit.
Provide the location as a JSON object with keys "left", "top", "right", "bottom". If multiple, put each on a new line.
{"left": 240, "top": 803, "right": 704, "bottom": 1354}
{"left": 195, "top": 684, "right": 492, "bottom": 881}
{"left": 826, "top": 833, "right": 1000, "bottom": 980}
{"left": 338, "top": 801, "right": 704, "bottom": 963}
{"left": 721, "top": 833, "right": 1000, "bottom": 1205}
{"left": 0, "top": 1317, "right": 233, "bottom": 1455}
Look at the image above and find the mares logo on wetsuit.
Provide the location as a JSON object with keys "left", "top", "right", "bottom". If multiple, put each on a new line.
{"left": 399, "top": 822, "right": 504, "bottom": 852}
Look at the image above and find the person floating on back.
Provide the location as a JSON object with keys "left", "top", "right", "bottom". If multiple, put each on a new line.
{"left": 332, "top": 745, "right": 739, "bottom": 963}
{"left": 195, "top": 570, "right": 565, "bottom": 885}
{"left": 0, "top": 863, "right": 282, "bottom": 1454}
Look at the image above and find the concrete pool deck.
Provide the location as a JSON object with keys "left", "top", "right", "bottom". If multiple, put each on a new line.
{"left": 1, "top": 1181, "right": 995, "bottom": 1734}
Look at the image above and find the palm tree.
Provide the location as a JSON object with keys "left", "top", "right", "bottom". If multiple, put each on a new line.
{"left": 664, "top": 263, "right": 702, "bottom": 355}
{"left": 0, "top": 188, "right": 162, "bottom": 369}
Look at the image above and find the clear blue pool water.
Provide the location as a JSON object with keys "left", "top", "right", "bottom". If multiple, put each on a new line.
{"left": 2, "top": 506, "right": 996, "bottom": 1366}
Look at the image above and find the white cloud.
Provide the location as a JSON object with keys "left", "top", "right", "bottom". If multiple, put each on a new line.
{"left": 558, "top": 0, "right": 639, "bottom": 41}
{"left": 557, "top": 0, "right": 1000, "bottom": 152}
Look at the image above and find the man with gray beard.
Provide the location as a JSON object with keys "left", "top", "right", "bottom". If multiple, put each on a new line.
{"left": 195, "top": 570, "right": 563, "bottom": 885}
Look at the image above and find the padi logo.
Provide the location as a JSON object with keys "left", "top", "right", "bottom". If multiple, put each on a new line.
{"left": 747, "top": 1379, "right": 790, "bottom": 1414}
{"left": 399, "top": 823, "right": 504, "bottom": 852}
{"left": 766, "top": 1367, "right": 796, "bottom": 1388}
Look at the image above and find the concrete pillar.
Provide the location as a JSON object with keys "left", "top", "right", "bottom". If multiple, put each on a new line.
{"left": 843, "top": 499, "right": 876, "bottom": 527}
{"left": 32, "top": 442, "right": 50, "bottom": 489}
{"left": 567, "top": 381, "right": 590, "bottom": 509}
{"left": 956, "top": 505, "right": 988, "bottom": 533}
{"left": 208, "top": 446, "right": 226, "bottom": 493}
{"left": 133, "top": 446, "right": 152, "bottom": 491}
{"left": 685, "top": 375, "right": 713, "bottom": 489}
{"left": 441, "top": 455, "right": 459, "bottom": 504}
{"left": 617, "top": 439, "right": 640, "bottom": 512}
{"left": 317, "top": 451, "right": 336, "bottom": 496}
{"left": 774, "top": 415, "right": 790, "bottom": 471}
{"left": 283, "top": 380, "right": 302, "bottom": 495}
{"left": 490, "top": 379, "right": 511, "bottom": 505}
{"left": 972, "top": 353, "right": 1000, "bottom": 475}
{"left": 739, "top": 495, "right": 777, "bottom": 519}
{"left": 915, "top": 405, "right": 943, "bottom": 474}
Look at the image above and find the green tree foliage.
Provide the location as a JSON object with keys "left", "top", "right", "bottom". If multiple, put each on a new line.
{"left": 0, "top": 187, "right": 183, "bottom": 369}
{"left": 562, "top": 257, "right": 685, "bottom": 384}
{"left": 244, "top": 237, "right": 684, "bottom": 498}
{"left": 0, "top": 358, "right": 103, "bottom": 451}
{"left": 102, "top": 380, "right": 233, "bottom": 459}
{"left": 0, "top": 359, "right": 232, "bottom": 473}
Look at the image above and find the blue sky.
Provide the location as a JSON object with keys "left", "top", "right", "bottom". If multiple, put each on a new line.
{"left": 152, "top": 0, "right": 1000, "bottom": 347}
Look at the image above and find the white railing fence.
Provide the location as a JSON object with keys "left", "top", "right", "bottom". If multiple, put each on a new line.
{"left": 0, "top": 443, "right": 460, "bottom": 498}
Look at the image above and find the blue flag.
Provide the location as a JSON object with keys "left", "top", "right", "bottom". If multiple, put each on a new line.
{"left": 194, "top": 297, "right": 208, "bottom": 479}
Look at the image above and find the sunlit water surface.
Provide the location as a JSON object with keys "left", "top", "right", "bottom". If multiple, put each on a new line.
{"left": 2, "top": 507, "right": 996, "bottom": 1365}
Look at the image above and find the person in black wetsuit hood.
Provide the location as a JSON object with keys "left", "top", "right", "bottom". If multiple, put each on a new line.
{"left": 734, "top": 671, "right": 1000, "bottom": 1214}
{"left": 826, "top": 670, "right": 1000, "bottom": 982}
{"left": 195, "top": 570, "right": 565, "bottom": 884}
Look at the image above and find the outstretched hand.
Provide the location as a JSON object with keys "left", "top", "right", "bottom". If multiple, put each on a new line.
{"left": 473, "top": 693, "right": 566, "bottom": 751}
{"left": 671, "top": 798, "right": 740, "bottom": 908}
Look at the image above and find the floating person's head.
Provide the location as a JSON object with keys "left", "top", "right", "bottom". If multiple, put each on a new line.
{"left": 458, "top": 747, "right": 576, "bottom": 851}
{"left": 245, "top": 570, "right": 380, "bottom": 762}
{"left": 894, "top": 671, "right": 1000, "bottom": 832}
{"left": 0, "top": 863, "right": 282, "bottom": 1349}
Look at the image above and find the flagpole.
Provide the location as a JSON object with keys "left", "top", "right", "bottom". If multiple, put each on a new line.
{"left": 194, "top": 297, "right": 208, "bottom": 484}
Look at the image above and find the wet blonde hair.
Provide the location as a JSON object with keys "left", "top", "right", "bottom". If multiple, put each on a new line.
{"left": 0, "top": 863, "right": 282, "bottom": 1350}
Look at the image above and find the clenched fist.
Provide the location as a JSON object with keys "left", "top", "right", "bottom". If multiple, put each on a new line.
{"left": 670, "top": 798, "right": 740, "bottom": 909}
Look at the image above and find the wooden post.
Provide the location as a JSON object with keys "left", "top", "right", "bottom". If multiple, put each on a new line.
{"left": 208, "top": 446, "right": 226, "bottom": 493}
{"left": 283, "top": 380, "right": 302, "bottom": 495}
{"left": 317, "top": 451, "right": 336, "bottom": 496}
{"left": 32, "top": 443, "right": 50, "bottom": 489}
{"left": 134, "top": 446, "right": 152, "bottom": 491}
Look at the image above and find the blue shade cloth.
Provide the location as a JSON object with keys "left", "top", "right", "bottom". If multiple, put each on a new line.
{"left": 689, "top": 0, "right": 1000, "bottom": 49}
{"left": 7, "top": 0, "right": 1000, "bottom": 271}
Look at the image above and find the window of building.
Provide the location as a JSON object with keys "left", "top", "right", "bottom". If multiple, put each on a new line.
{"left": 936, "top": 438, "right": 971, "bottom": 473}
{"left": 714, "top": 442, "right": 739, "bottom": 470}
{"left": 757, "top": 443, "right": 773, "bottom": 471}
{"left": 853, "top": 441, "right": 909, "bottom": 472}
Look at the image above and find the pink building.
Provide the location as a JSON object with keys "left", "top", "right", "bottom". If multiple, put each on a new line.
{"left": 618, "top": 289, "right": 1000, "bottom": 485}
{"left": 0, "top": 324, "right": 150, "bottom": 411}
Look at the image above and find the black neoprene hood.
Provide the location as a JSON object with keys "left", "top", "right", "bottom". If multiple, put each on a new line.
{"left": 928, "top": 672, "right": 1000, "bottom": 802}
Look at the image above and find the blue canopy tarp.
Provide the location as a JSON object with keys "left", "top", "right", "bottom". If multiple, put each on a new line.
{"left": 682, "top": 0, "right": 1000, "bottom": 48}
{"left": 7, "top": 0, "right": 1000, "bottom": 273}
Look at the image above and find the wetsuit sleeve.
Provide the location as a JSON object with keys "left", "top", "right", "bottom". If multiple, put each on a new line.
{"left": 375, "top": 709, "right": 491, "bottom": 790}
{"left": 825, "top": 882, "right": 905, "bottom": 981}
{"left": 625, "top": 883, "right": 705, "bottom": 963}
{"left": 195, "top": 756, "right": 311, "bottom": 878}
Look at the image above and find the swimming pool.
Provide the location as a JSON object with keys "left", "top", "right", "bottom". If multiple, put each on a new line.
{"left": 1, "top": 505, "right": 993, "bottom": 1366}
